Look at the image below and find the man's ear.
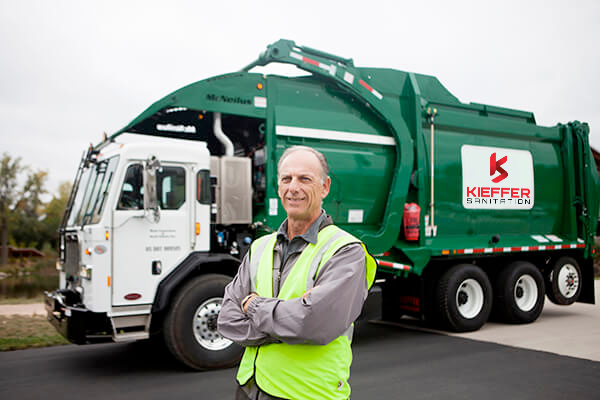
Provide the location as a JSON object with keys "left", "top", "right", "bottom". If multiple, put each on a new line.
{"left": 321, "top": 176, "right": 331, "bottom": 199}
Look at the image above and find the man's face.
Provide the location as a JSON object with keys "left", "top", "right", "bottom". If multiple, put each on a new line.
{"left": 277, "top": 150, "right": 331, "bottom": 223}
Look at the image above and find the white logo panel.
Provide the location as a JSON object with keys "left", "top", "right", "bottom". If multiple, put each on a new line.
{"left": 461, "top": 145, "right": 534, "bottom": 210}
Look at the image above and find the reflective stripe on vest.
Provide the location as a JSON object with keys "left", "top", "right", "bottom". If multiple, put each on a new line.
{"left": 237, "top": 225, "right": 376, "bottom": 400}
{"left": 249, "top": 233, "right": 277, "bottom": 293}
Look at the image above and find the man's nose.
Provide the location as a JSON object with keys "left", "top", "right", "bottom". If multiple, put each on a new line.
{"left": 288, "top": 177, "right": 300, "bottom": 191}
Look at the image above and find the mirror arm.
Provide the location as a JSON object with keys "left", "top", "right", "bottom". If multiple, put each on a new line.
{"left": 143, "top": 155, "right": 161, "bottom": 223}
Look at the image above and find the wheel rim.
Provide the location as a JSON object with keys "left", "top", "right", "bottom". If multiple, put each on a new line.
{"left": 514, "top": 274, "right": 538, "bottom": 312}
{"left": 193, "top": 297, "right": 232, "bottom": 351}
{"left": 557, "top": 264, "right": 579, "bottom": 299}
{"left": 456, "top": 278, "right": 484, "bottom": 319}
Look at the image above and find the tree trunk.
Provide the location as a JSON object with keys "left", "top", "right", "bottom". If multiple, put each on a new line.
{"left": 1, "top": 214, "right": 7, "bottom": 265}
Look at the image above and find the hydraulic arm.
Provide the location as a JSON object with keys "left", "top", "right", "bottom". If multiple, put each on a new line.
{"left": 244, "top": 39, "right": 415, "bottom": 253}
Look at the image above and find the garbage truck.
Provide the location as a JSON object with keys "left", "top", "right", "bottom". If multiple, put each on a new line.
{"left": 46, "top": 39, "right": 599, "bottom": 370}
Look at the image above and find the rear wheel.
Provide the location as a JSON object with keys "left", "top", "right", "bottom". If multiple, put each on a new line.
{"left": 546, "top": 257, "right": 581, "bottom": 305}
{"left": 163, "top": 274, "right": 243, "bottom": 370}
{"left": 436, "top": 264, "right": 493, "bottom": 332}
{"left": 493, "top": 261, "right": 544, "bottom": 324}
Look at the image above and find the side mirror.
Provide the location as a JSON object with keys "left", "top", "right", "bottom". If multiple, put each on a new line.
{"left": 143, "top": 156, "right": 161, "bottom": 223}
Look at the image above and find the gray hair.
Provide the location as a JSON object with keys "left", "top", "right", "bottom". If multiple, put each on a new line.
{"left": 277, "top": 145, "right": 330, "bottom": 181}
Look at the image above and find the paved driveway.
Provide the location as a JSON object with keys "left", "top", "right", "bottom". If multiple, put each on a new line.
{"left": 381, "top": 281, "right": 600, "bottom": 361}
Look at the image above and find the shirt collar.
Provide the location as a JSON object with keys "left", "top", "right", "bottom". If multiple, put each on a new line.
{"left": 277, "top": 210, "right": 327, "bottom": 245}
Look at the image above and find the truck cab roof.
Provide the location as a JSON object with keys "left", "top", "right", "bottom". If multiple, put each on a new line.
{"left": 99, "top": 134, "right": 209, "bottom": 166}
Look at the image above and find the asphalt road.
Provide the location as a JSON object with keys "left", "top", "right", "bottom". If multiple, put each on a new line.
{"left": 1, "top": 321, "right": 599, "bottom": 400}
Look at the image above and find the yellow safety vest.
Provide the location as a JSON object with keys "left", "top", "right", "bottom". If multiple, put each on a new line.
{"left": 237, "top": 225, "right": 376, "bottom": 400}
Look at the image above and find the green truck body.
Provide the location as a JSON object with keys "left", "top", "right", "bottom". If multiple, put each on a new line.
{"left": 117, "top": 39, "right": 598, "bottom": 294}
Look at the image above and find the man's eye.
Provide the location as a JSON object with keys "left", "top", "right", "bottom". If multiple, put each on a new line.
{"left": 281, "top": 177, "right": 291, "bottom": 183}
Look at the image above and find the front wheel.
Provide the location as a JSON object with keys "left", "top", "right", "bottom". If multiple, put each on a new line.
{"left": 163, "top": 274, "right": 243, "bottom": 370}
{"left": 436, "top": 264, "right": 493, "bottom": 332}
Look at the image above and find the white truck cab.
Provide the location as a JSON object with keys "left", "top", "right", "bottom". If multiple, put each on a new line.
{"left": 47, "top": 133, "right": 254, "bottom": 369}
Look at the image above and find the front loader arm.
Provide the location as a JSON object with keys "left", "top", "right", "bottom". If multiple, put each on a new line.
{"left": 244, "top": 39, "right": 414, "bottom": 253}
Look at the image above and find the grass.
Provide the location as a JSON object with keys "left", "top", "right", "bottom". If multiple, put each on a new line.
{"left": 0, "top": 255, "right": 68, "bottom": 351}
{"left": 0, "top": 314, "right": 69, "bottom": 351}
{"left": 0, "top": 254, "right": 69, "bottom": 351}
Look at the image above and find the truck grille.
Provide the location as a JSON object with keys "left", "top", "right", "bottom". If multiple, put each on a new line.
{"left": 64, "top": 233, "right": 80, "bottom": 278}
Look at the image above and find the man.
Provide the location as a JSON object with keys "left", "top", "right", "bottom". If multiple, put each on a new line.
{"left": 217, "top": 145, "right": 376, "bottom": 400}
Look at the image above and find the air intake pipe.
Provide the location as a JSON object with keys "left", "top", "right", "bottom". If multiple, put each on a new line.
{"left": 213, "top": 112, "right": 234, "bottom": 156}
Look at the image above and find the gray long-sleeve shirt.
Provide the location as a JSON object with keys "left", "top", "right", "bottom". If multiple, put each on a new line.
{"left": 217, "top": 211, "right": 368, "bottom": 347}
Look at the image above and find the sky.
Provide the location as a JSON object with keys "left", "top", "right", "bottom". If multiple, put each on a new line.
{"left": 1, "top": 0, "right": 599, "bottom": 197}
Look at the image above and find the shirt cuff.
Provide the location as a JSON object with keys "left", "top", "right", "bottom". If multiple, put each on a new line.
{"left": 245, "top": 295, "right": 265, "bottom": 317}
{"left": 240, "top": 294, "right": 255, "bottom": 311}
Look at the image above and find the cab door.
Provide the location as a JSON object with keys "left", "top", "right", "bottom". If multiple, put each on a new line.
{"left": 111, "top": 162, "right": 191, "bottom": 306}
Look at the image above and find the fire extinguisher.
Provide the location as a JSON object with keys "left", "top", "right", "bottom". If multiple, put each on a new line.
{"left": 403, "top": 203, "right": 420, "bottom": 241}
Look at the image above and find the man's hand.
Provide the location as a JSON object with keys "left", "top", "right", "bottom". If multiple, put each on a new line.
{"left": 242, "top": 293, "right": 259, "bottom": 313}
{"left": 302, "top": 285, "right": 319, "bottom": 299}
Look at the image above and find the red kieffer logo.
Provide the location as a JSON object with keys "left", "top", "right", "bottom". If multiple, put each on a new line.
{"left": 490, "top": 152, "right": 508, "bottom": 183}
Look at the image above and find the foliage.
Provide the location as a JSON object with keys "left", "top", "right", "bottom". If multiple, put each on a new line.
{"left": 0, "top": 153, "right": 23, "bottom": 265}
{"left": 0, "top": 154, "right": 22, "bottom": 209}
{"left": 11, "top": 169, "right": 49, "bottom": 250}
{"left": 0, "top": 152, "right": 71, "bottom": 264}
{"left": 0, "top": 315, "right": 69, "bottom": 351}
{"left": 41, "top": 182, "right": 71, "bottom": 249}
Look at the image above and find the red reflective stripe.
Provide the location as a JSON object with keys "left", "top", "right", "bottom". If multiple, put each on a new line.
{"left": 303, "top": 56, "right": 319, "bottom": 67}
{"left": 377, "top": 260, "right": 394, "bottom": 268}
{"left": 376, "top": 259, "right": 411, "bottom": 271}
{"left": 385, "top": 239, "right": 585, "bottom": 269}
{"left": 359, "top": 79, "right": 374, "bottom": 92}
{"left": 449, "top": 242, "right": 584, "bottom": 255}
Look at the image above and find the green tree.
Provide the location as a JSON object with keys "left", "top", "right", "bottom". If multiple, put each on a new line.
{"left": 0, "top": 153, "right": 23, "bottom": 265}
{"left": 18, "top": 170, "right": 48, "bottom": 217}
{"left": 12, "top": 169, "right": 49, "bottom": 250}
{"left": 41, "top": 181, "right": 71, "bottom": 250}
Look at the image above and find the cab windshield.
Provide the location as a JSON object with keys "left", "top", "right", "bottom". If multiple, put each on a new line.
{"left": 66, "top": 155, "right": 119, "bottom": 226}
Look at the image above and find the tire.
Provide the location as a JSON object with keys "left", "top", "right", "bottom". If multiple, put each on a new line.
{"left": 493, "top": 261, "right": 545, "bottom": 324}
{"left": 436, "top": 264, "right": 493, "bottom": 332}
{"left": 546, "top": 257, "right": 582, "bottom": 305}
{"left": 163, "top": 274, "right": 243, "bottom": 370}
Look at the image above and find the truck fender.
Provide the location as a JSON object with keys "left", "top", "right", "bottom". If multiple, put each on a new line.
{"left": 152, "top": 252, "right": 241, "bottom": 314}
{"left": 576, "top": 256, "right": 595, "bottom": 305}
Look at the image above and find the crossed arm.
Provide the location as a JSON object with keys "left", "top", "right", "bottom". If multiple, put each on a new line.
{"left": 216, "top": 243, "right": 368, "bottom": 346}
